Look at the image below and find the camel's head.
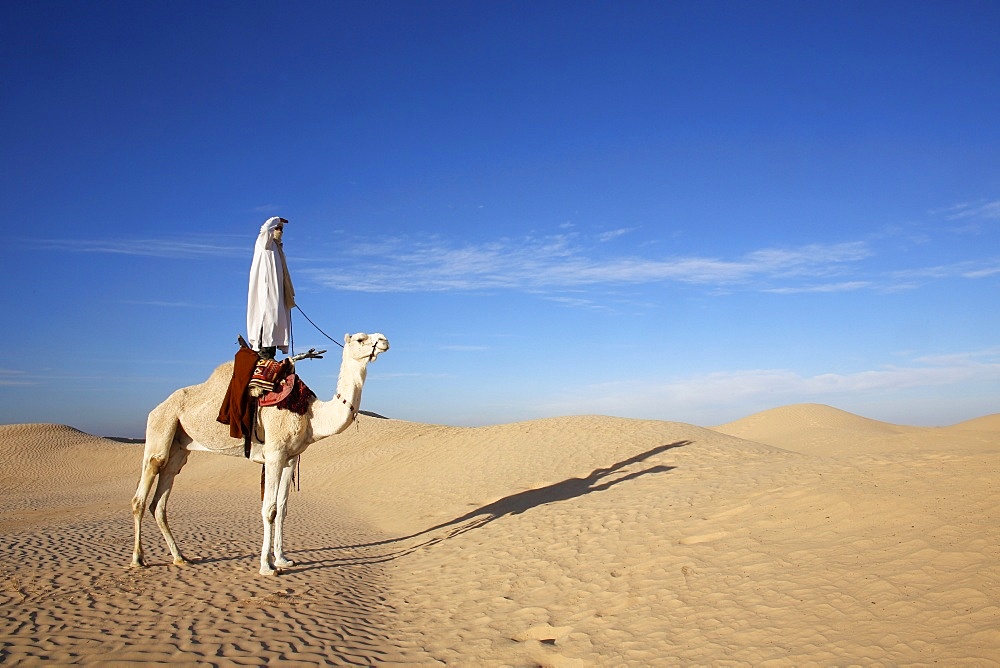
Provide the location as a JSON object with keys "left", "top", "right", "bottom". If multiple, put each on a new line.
{"left": 343, "top": 332, "right": 390, "bottom": 362}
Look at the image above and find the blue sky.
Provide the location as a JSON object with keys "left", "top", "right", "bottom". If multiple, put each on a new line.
{"left": 2, "top": 1, "right": 998, "bottom": 437}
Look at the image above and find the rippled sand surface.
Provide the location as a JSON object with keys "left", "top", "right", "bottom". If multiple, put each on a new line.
{"left": 1, "top": 406, "right": 998, "bottom": 665}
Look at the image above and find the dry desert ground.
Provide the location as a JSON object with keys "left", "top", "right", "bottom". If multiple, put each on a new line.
{"left": 1, "top": 404, "right": 998, "bottom": 665}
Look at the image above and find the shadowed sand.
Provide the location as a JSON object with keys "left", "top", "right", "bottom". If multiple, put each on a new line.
{"left": 1, "top": 405, "right": 998, "bottom": 665}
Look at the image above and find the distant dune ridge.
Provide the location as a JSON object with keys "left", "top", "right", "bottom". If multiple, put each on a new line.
{"left": 1, "top": 404, "right": 998, "bottom": 664}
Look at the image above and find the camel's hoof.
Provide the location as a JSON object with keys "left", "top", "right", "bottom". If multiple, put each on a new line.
{"left": 129, "top": 560, "right": 146, "bottom": 569}
{"left": 274, "top": 558, "right": 295, "bottom": 569}
{"left": 173, "top": 557, "right": 189, "bottom": 567}
{"left": 259, "top": 567, "right": 277, "bottom": 576}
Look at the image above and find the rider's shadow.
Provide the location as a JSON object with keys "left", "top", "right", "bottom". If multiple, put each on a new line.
{"left": 293, "top": 439, "right": 691, "bottom": 570}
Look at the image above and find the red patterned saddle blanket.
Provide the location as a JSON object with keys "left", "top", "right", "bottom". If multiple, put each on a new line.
{"left": 258, "top": 373, "right": 317, "bottom": 414}
{"left": 249, "top": 358, "right": 288, "bottom": 395}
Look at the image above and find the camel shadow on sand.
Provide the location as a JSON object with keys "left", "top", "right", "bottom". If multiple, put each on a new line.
{"left": 291, "top": 439, "right": 691, "bottom": 571}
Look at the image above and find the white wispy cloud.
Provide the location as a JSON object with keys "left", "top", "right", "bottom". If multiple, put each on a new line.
{"left": 890, "top": 258, "right": 1000, "bottom": 282}
{"left": 940, "top": 200, "right": 1000, "bottom": 220}
{"left": 539, "top": 349, "right": 1000, "bottom": 421}
{"left": 597, "top": 228, "right": 634, "bottom": 242}
{"left": 120, "top": 300, "right": 217, "bottom": 308}
{"left": 765, "top": 281, "right": 871, "bottom": 294}
{"left": 307, "top": 235, "right": 874, "bottom": 294}
{"left": 543, "top": 295, "right": 614, "bottom": 311}
{"left": 31, "top": 214, "right": 994, "bottom": 298}
{"left": 963, "top": 265, "right": 1000, "bottom": 279}
{"left": 33, "top": 237, "right": 245, "bottom": 259}
{"left": 0, "top": 369, "right": 34, "bottom": 387}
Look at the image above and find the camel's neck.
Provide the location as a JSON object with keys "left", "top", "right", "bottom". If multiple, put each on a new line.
{"left": 309, "top": 356, "right": 368, "bottom": 439}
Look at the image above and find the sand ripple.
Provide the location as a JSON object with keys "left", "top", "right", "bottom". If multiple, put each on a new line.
{"left": 0, "top": 425, "right": 417, "bottom": 665}
{"left": 2, "top": 409, "right": 998, "bottom": 665}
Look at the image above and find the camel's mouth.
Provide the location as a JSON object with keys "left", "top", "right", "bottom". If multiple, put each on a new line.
{"left": 369, "top": 338, "right": 390, "bottom": 360}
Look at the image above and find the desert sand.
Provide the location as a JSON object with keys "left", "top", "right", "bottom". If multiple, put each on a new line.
{"left": 1, "top": 404, "right": 998, "bottom": 665}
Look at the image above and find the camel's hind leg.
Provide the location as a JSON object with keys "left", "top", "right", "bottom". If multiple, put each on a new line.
{"left": 131, "top": 453, "right": 161, "bottom": 567}
{"left": 131, "top": 407, "right": 179, "bottom": 568}
{"left": 149, "top": 439, "right": 191, "bottom": 566}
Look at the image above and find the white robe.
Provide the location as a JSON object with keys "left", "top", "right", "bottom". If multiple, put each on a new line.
{"left": 247, "top": 217, "right": 295, "bottom": 352}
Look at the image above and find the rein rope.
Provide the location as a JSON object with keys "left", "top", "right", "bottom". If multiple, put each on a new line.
{"left": 295, "top": 305, "right": 345, "bottom": 349}
{"left": 294, "top": 304, "right": 365, "bottom": 431}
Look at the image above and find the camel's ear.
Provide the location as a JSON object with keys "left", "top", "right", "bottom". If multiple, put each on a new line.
{"left": 344, "top": 333, "right": 351, "bottom": 344}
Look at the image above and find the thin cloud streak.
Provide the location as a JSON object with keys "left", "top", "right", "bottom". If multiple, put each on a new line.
{"left": 540, "top": 349, "right": 1000, "bottom": 420}
{"left": 32, "top": 238, "right": 245, "bottom": 259}
{"left": 120, "top": 300, "right": 217, "bottom": 308}
{"left": 29, "top": 223, "right": 995, "bottom": 297}
{"left": 941, "top": 200, "right": 1000, "bottom": 220}
{"left": 308, "top": 236, "right": 874, "bottom": 293}
{"left": 597, "top": 228, "right": 634, "bottom": 242}
{"left": 963, "top": 265, "right": 1000, "bottom": 279}
{"left": 0, "top": 370, "right": 35, "bottom": 387}
{"left": 891, "top": 258, "right": 1000, "bottom": 282}
{"left": 765, "top": 281, "right": 872, "bottom": 294}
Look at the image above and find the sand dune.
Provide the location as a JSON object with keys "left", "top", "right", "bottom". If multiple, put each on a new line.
{"left": 1, "top": 405, "right": 998, "bottom": 665}
{"left": 713, "top": 402, "right": 998, "bottom": 456}
{"left": 952, "top": 413, "right": 1000, "bottom": 432}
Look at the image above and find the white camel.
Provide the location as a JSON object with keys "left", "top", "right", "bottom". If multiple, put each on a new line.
{"left": 131, "top": 332, "right": 389, "bottom": 575}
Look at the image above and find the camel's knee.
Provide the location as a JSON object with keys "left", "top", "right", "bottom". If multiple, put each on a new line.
{"left": 263, "top": 503, "right": 278, "bottom": 524}
{"left": 136, "top": 456, "right": 164, "bottom": 486}
{"left": 131, "top": 496, "right": 145, "bottom": 516}
{"left": 142, "top": 453, "right": 170, "bottom": 479}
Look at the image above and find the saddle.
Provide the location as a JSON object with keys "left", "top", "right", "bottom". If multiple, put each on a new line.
{"left": 258, "top": 373, "right": 316, "bottom": 413}
{"left": 217, "top": 341, "right": 317, "bottom": 458}
{"left": 249, "top": 358, "right": 290, "bottom": 397}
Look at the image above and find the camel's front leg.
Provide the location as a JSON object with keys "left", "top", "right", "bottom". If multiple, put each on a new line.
{"left": 259, "top": 457, "right": 284, "bottom": 575}
{"left": 272, "top": 456, "right": 297, "bottom": 570}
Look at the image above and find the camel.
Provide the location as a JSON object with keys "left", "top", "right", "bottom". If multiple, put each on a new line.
{"left": 130, "top": 332, "right": 389, "bottom": 575}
